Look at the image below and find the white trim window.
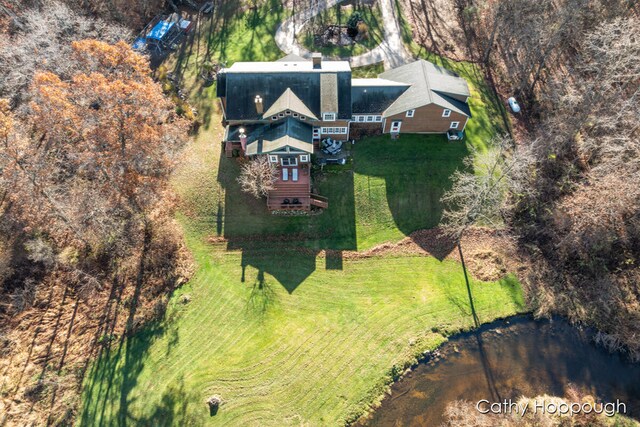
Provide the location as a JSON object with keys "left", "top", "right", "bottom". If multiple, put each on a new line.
{"left": 321, "top": 127, "right": 348, "bottom": 134}
{"left": 286, "top": 110, "right": 291, "bottom": 115}
{"left": 278, "top": 113, "right": 285, "bottom": 118}
{"left": 281, "top": 157, "right": 298, "bottom": 166}
{"left": 271, "top": 116, "right": 277, "bottom": 120}
{"left": 300, "top": 154, "right": 310, "bottom": 163}
{"left": 300, "top": 116, "right": 306, "bottom": 120}
{"left": 450, "top": 121, "right": 460, "bottom": 129}
{"left": 390, "top": 121, "right": 402, "bottom": 133}
{"left": 353, "top": 115, "right": 382, "bottom": 123}
{"left": 269, "top": 155, "right": 278, "bottom": 163}
{"left": 322, "top": 112, "right": 336, "bottom": 121}
{"left": 406, "top": 109, "right": 415, "bottom": 118}
{"left": 442, "top": 109, "right": 451, "bottom": 117}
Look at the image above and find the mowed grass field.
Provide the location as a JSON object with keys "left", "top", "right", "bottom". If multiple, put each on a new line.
{"left": 79, "top": 128, "right": 525, "bottom": 426}
{"left": 80, "top": 231, "right": 524, "bottom": 426}
{"left": 78, "top": 1, "right": 521, "bottom": 425}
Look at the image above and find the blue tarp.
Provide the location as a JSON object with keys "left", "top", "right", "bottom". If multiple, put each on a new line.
{"left": 132, "top": 37, "right": 147, "bottom": 51}
{"left": 147, "top": 21, "right": 175, "bottom": 41}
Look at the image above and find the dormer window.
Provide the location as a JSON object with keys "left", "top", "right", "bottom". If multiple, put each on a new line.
{"left": 300, "top": 116, "right": 306, "bottom": 121}
{"left": 293, "top": 113, "right": 299, "bottom": 117}
{"left": 442, "top": 109, "right": 451, "bottom": 117}
{"left": 271, "top": 116, "right": 277, "bottom": 120}
{"left": 286, "top": 110, "right": 291, "bottom": 115}
{"left": 278, "top": 113, "right": 285, "bottom": 118}
{"left": 323, "top": 112, "right": 336, "bottom": 121}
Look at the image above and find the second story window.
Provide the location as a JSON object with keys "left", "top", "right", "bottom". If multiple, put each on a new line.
{"left": 323, "top": 112, "right": 336, "bottom": 121}
{"left": 442, "top": 109, "right": 451, "bottom": 117}
{"left": 406, "top": 109, "right": 415, "bottom": 118}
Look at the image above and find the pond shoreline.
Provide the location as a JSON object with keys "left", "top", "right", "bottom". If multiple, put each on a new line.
{"left": 357, "top": 314, "right": 640, "bottom": 426}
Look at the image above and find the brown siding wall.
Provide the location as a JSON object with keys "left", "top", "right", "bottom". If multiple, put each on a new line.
{"left": 383, "top": 104, "right": 468, "bottom": 133}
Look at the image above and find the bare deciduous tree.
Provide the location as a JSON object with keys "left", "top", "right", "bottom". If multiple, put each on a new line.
{"left": 441, "top": 135, "right": 517, "bottom": 240}
{"left": 0, "top": 1, "right": 129, "bottom": 106}
{"left": 237, "top": 156, "right": 278, "bottom": 199}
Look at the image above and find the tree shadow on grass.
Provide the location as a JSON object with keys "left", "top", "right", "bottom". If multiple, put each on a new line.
{"left": 353, "top": 134, "right": 469, "bottom": 255}
{"left": 79, "top": 227, "right": 185, "bottom": 427}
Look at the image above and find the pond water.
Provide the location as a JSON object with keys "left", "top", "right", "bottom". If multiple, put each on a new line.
{"left": 365, "top": 316, "right": 640, "bottom": 426}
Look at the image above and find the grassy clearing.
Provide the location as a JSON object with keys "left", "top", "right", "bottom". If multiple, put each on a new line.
{"left": 174, "top": 132, "right": 470, "bottom": 251}
{"left": 298, "top": 1, "right": 384, "bottom": 58}
{"left": 80, "top": 225, "right": 524, "bottom": 426}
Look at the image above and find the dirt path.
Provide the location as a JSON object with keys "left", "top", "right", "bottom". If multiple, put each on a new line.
{"left": 275, "top": 0, "right": 413, "bottom": 69}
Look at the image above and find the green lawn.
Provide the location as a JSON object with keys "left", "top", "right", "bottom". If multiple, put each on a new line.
{"left": 298, "top": 2, "right": 384, "bottom": 58}
{"left": 80, "top": 229, "right": 524, "bottom": 426}
{"left": 77, "top": 3, "right": 521, "bottom": 426}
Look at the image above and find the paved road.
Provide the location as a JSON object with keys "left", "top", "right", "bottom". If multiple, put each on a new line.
{"left": 274, "top": 0, "right": 413, "bottom": 70}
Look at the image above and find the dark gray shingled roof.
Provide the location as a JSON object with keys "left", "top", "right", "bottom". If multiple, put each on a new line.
{"left": 379, "top": 60, "right": 471, "bottom": 118}
{"left": 219, "top": 58, "right": 352, "bottom": 120}
{"left": 351, "top": 79, "right": 410, "bottom": 114}
{"left": 228, "top": 118, "right": 314, "bottom": 155}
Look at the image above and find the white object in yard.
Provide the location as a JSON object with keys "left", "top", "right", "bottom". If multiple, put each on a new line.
{"left": 292, "top": 168, "right": 299, "bottom": 182}
{"left": 508, "top": 97, "right": 521, "bottom": 113}
{"left": 282, "top": 168, "right": 289, "bottom": 181}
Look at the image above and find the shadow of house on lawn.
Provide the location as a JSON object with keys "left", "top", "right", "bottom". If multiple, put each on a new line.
{"left": 353, "top": 134, "right": 469, "bottom": 257}
{"left": 216, "top": 148, "right": 357, "bottom": 294}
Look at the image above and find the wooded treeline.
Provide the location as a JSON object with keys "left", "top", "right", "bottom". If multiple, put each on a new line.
{"left": 0, "top": 2, "right": 191, "bottom": 424}
{"left": 456, "top": 0, "right": 640, "bottom": 358}
{"left": 1, "top": 0, "right": 164, "bottom": 30}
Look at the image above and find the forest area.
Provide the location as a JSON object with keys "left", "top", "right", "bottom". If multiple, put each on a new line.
{"left": 0, "top": 1, "right": 192, "bottom": 424}
{"left": 468, "top": 0, "right": 640, "bottom": 361}
{"left": 0, "top": 0, "right": 639, "bottom": 425}
{"left": 408, "top": 0, "right": 640, "bottom": 359}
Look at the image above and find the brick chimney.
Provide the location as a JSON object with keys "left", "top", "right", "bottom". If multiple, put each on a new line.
{"left": 312, "top": 52, "right": 322, "bottom": 69}
{"left": 254, "top": 95, "right": 263, "bottom": 115}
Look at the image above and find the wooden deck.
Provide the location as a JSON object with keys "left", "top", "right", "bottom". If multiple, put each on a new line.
{"left": 267, "top": 165, "right": 312, "bottom": 210}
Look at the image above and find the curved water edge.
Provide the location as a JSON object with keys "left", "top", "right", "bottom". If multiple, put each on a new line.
{"left": 361, "top": 315, "right": 640, "bottom": 426}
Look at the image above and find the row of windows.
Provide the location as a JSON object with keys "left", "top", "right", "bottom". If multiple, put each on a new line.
{"left": 271, "top": 109, "right": 454, "bottom": 123}
{"left": 352, "top": 115, "right": 383, "bottom": 123}
{"left": 269, "top": 155, "right": 309, "bottom": 165}
{"left": 406, "top": 108, "right": 451, "bottom": 118}
{"left": 272, "top": 110, "right": 306, "bottom": 121}
{"left": 353, "top": 108, "right": 453, "bottom": 121}
{"left": 321, "top": 127, "right": 348, "bottom": 134}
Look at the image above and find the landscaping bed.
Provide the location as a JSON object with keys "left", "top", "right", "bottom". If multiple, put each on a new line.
{"left": 298, "top": 0, "right": 384, "bottom": 57}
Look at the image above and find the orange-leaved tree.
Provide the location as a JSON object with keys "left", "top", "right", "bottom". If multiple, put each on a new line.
{"left": 1, "top": 39, "right": 188, "bottom": 253}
